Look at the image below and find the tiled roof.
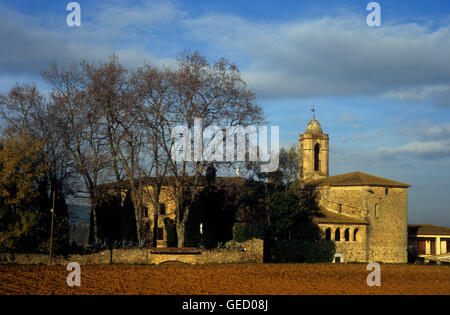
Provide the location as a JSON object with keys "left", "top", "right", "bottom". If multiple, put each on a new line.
{"left": 313, "top": 208, "right": 368, "bottom": 225}
{"left": 305, "top": 172, "right": 410, "bottom": 188}
{"left": 408, "top": 224, "right": 450, "bottom": 236}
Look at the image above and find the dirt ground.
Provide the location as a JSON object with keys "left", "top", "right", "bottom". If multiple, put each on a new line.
{"left": 0, "top": 263, "right": 449, "bottom": 295}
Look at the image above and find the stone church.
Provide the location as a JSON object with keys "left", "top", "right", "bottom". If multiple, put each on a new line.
{"left": 300, "top": 115, "right": 410, "bottom": 263}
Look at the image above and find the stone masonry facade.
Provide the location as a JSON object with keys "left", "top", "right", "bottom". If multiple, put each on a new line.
{"left": 315, "top": 186, "right": 408, "bottom": 263}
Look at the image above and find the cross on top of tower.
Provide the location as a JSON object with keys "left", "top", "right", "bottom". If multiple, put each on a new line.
{"left": 311, "top": 105, "right": 316, "bottom": 119}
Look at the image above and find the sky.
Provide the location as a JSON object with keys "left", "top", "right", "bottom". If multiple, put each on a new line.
{"left": 0, "top": 0, "right": 449, "bottom": 226}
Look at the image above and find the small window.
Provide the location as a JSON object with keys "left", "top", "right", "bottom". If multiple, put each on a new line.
{"left": 142, "top": 207, "right": 148, "bottom": 218}
{"left": 385, "top": 188, "right": 389, "bottom": 195}
{"left": 325, "top": 228, "right": 332, "bottom": 241}
{"left": 354, "top": 228, "right": 358, "bottom": 242}
{"left": 159, "top": 203, "right": 166, "bottom": 215}
{"left": 375, "top": 204, "right": 379, "bottom": 218}
{"left": 344, "top": 228, "right": 350, "bottom": 242}
{"left": 335, "top": 228, "right": 341, "bottom": 241}
{"left": 338, "top": 204, "right": 342, "bottom": 213}
{"left": 157, "top": 227, "right": 164, "bottom": 240}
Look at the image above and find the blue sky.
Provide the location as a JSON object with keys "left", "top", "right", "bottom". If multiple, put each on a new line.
{"left": 0, "top": 0, "right": 449, "bottom": 226}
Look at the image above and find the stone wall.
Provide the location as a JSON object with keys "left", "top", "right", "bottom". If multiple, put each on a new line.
{"left": 366, "top": 187, "right": 408, "bottom": 263}
{"left": 0, "top": 239, "right": 263, "bottom": 265}
{"left": 316, "top": 186, "right": 408, "bottom": 263}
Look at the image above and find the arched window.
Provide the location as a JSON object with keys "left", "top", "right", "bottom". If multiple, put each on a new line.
{"left": 314, "top": 143, "right": 320, "bottom": 171}
{"left": 344, "top": 228, "right": 350, "bottom": 242}
{"left": 335, "top": 228, "right": 341, "bottom": 241}
{"left": 353, "top": 228, "right": 358, "bottom": 242}
{"left": 325, "top": 228, "right": 332, "bottom": 241}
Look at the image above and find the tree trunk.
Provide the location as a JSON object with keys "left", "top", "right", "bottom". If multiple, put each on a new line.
{"left": 176, "top": 201, "right": 190, "bottom": 248}
{"left": 130, "top": 187, "right": 142, "bottom": 246}
{"left": 176, "top": 222, "right": 185, "bottom": 248}
{"left": 88, "top": 191, "right": 99, "bottom": 245}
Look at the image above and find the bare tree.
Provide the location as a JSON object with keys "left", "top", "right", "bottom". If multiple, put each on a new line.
{"left": 133, "top": 65, "right": 175, "bottom": 246}
{"left": 43, "top": 63, "right": 109, "bottom": 244}
{"left": 80, "top": 56, "right": 148, "bottom": 245}
{"left": 2, "top": 51, "right": 265, "bottom": 249}
{"left": 161, "top": 51, "right": 264, "bottom": 247}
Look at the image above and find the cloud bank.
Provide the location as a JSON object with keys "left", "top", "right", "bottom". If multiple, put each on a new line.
{"left": 0, "top": 2, "right": 449, "bottom": 107}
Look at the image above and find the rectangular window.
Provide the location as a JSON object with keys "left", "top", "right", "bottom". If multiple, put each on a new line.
{"left": 142, "top": 207, "right": 148, "bottom": 218}
{"left": 157, "top": 227, "right": 164, "bottom": 240}
{"left": 160, "top": 203, "right": 166, "bottom": 215}
{"left": 338, "top": 204, "right": 342, "bottom": 213}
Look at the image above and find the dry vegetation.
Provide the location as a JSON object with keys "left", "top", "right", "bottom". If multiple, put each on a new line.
{"left": 0, "top": 263, "right": 448, "bottom": 295}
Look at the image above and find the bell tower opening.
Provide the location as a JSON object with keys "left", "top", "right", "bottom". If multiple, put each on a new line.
{"left": 314, "top": 143, "right": 320, "bottom": 171}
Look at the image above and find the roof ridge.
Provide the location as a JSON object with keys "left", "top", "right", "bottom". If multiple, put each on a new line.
{"left": 305, "top": 171, "right": 410, "bottom": 188}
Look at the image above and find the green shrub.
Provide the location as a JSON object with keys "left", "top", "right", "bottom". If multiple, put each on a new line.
{"left": 269, "top": 239, "right": 335, "bottom": 263}
{"left": 234, "top": 222, "right": 270, "bottom": 242}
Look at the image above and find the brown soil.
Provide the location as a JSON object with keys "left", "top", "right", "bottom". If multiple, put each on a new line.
{"left": 0, "top": 263, "right": 448, "bottom": 295}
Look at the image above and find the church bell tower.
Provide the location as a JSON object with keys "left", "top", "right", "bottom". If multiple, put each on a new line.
{"left": 299, "top": 108, "right": 329, "bottom": 182}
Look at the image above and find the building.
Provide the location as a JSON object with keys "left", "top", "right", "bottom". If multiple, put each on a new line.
{"left": 300, "top": 115, "right": 410, "bottom": 263}
{"left": 97, "top": 114, "right": 412, "bottom": 263}
{"left": 140, "top": 176, "right": 244, "bottom": 247}
{"left": 98, "top": 176, "right": 245, "bottom": 248}
{"left": 408, "top": 224, "right": 450, "bottom": 264}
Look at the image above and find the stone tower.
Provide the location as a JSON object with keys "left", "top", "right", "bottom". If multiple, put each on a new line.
{"left": 299, "top": 114, "right": 329, "bottom": 182}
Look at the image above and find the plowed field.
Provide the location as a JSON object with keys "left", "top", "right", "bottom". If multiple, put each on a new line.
{"left": 0, "top": 264, "right": 449, "bottom": 295}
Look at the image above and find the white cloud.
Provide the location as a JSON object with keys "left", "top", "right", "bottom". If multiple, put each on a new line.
{"left": 0, "top": 1, "right": 449, "bottom": 107}
{"left": 334, "top": 122, "right": 450, "bottom": 168}
{"left": 379, "top": 140, "right": 450, "bottom": 159}
{"left": 182, "top": 14, "right": 450, "bottom": 102}
{"left": 0, "top": 2, "right": 179, "bottom": 79}
{"left": 398, "top": 122, "right": 450, "bottom": 141}
{"left": 383, "top": 84, "right": 450, "bottom": 108}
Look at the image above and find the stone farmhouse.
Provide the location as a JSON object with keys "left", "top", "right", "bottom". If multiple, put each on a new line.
{"left": 301, "top": 115, "right": 410, "bottom": 263}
